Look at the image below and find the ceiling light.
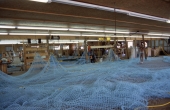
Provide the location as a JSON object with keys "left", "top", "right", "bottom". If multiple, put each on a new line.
{"left": 9, "top": 33, "right": 50, "bottom": 35}
{"left": 17, "top": 26, "right": 68, "bottom": 31}
{"left": 69, "top": 28, "right": 104, "bottom": 32}
{"left": 128, "top": 12, "right": 167, "bottom": 22}
{"left": 148, "top": 33, "right": 170, "bottom": 37}
{"left": 145, "top": 36, "right": 169, "bottom": 39}
{"left": 0, "top": 40, "right": 23, "bottom": 44}
{"left": 29, "top": 0, "right": 50, "bottom": 3}
{"left": 51, "top": 34, "right": 80, "bottom": 36}
{"left": 148, "top": 33, "right": 162, "bottom": 36}
{"left": 0, "top": 25, "right": 15, "bottom": 29}
{"left": 82, "top": 34, "right": 104, "bottom": 37}
{"left": 53, "top": 0, "right": 104, "bottom": 9}
{"left": 0, "top": 33, "right": 8, "bottom": 35}
{"left": 49, "top": 40, "right": 83, "bottom": 43}
{"left": 105, "top": 31, "right": 129, "bottom": 34}
{"left": 53, "top": 0, "right": 169, "bottom": 23}
{"left": 162, "top": 34, "right": 170, "bottom": 36}
{"left": 166, "top": 20, "right": 170, "bottom": 23}
{"left": 115, "top": 9, "right": 130, "bottom": 14}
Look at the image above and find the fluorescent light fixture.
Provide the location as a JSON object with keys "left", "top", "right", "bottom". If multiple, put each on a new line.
{"left": 0, "top": 40, "right": 23, "bottom": 44}
{"left": 0, "top": 33, "right": 8, "bottom": 35}
{"left": 53, "top": 0, "right": 169, "bottom": 23}
{"left": 53, "top": 0, "right": 110, "bottom": 10}
{"left": 17, "top": 26, "right": 68, "bottom": 31}
{"left": 51, "top": 34, "right": 80, "bottom": 36}
{"left": 145, "top": 36, "right": 169, "bottom": 39}
{"left": 69, "top": 28, "right": 104, "bottom": 32}
{"left": 9, "top": 33, "right": 50, "bottom": 35}
{"left": 105, "top": 30, "right": 129, "bottom": 34}
{"left": 162, "top": 34, "right": 170, "bottom": 36}
{"left": 166, "top": 20, "right": 170, "bottom": 23}
{"left": 128, "top": 12, "right": 167, "bottom": 22}
{"left": 49, "top": 40, "right": 84, "bottom": 43}
{"left": 82, "top": 34, "right": 104, "bottom": 37}
{"left": 115, "top": 9, "right": 130, "bottom": 14}
{"left": 148, "top": 33, "right": 162, "bottom": 36}
{"left": 117, "top": 40, "right": 133, "bottom": 42}
{"left": 110, "top": 35, "right": 129, "bottom": 37}
{"left": 87, "top": 40, "right": 133, "bottom": 42}
{"left": 148, "top": 33, "right": 170, "bottom": 37}
{"left": 49, "top": 40, "right": 78, "bottom": 43}
{"left": 87, "top": 40, "right": 98, "bottom": 42}
{"left": 29, "top": 0, "right": 50, "bottom": 3}
{"left": 0, "top": 25, "right": 15, "bottom": 29}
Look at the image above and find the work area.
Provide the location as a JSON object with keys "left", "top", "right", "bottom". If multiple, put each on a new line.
{"left": 0, "top": 0, "right": 170, "bottom": 110}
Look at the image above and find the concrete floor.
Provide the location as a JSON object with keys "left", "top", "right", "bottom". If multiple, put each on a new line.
{"left": 10, "top": 70, "right": 26, "bottom": 76}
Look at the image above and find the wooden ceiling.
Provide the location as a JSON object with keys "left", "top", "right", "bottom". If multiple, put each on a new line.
{"left": 0, "top": 0, "right": 170, "bottom": 40}
{"left": 74, "top": 0, "right": 170, "bottom": 18}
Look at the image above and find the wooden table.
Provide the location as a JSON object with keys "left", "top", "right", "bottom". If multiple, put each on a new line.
{"left": 0, "top": 62, "right": 10, "bottom": 74}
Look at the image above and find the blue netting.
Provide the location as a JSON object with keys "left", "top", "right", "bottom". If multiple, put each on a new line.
{"left": 1, "top": 54, "right": 170, "bottom": 110}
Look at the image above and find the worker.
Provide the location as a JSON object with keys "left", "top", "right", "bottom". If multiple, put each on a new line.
{"left": 139, "top": 42, "right": 144, "bottom": 63}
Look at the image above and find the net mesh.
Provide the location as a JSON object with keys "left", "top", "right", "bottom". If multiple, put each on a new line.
{"left": 1, "top": 53, "right": 170, "bottom": 110}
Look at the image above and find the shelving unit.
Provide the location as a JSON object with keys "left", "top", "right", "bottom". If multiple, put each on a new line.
{"left": 23, "top": 43, "right": 49, "bottom": 70}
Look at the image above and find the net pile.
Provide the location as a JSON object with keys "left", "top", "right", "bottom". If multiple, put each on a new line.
{"left": 0, "top": 54, "right": 170, "bottom": 110}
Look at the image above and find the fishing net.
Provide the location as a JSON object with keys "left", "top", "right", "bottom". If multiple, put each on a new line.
{"left": 1, "top": 53, "right": 170, "bottom": 110}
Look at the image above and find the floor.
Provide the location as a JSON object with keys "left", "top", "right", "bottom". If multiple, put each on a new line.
{"left": 10, "top": 70, "right": 26, "bottom": 76}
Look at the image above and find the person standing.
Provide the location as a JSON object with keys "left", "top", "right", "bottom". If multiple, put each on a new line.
{"left": 139, "top": 42, "right": 144, "bottom": 63}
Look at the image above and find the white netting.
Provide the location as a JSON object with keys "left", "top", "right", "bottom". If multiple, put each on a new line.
{"left": 1, "top": 54, "right": 170, "bottom": 110}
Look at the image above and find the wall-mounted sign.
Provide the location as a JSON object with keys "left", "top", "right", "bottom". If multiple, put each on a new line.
{"left": 98, "top": 37, "right": 111, "bottom": 41}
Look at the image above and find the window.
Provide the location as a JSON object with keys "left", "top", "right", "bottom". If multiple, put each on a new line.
{"left": 63, "top": 45, "right": 69, "bottom": 50}
{"left": 6, "top": 47, "right": 12, "bottom": 51}
{"left": 128, "top": 42, "right": 133, "bottom": 48}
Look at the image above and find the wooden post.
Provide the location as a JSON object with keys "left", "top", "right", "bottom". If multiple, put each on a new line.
{"left": 23, "top": 43, "right": 26, "bottom": 70}
{"left": 53, "top": 42, "right": 54, "bottom": 54}
{"left": 46, "top": 38, "right": 49, "bottom": 53}
{"left": 167, "top": 39, "right": 169, "bottom": 53}
{"left": 98, "top": 41, "right": 100, "bottom": 58}
{"left": 114, "top": 37, "right": 117, "bottom": 53}
{"left": 84, "top": 38, "right": 88, "bottom": 62}
{"left": 77, "top": 42, "right": 80, "bottom": 57}
{"left": 162, "top": 39, "right": 164, "bottom": 50}
{"left": 142, "top": 35, "right": 147, "bottom": 60}
{"left": 150, "top": 38, "right": 152, "bottom": 48}
{"left": 60, "top": 44, "right": 63, "bottom": 56}
{"left": 134, "top": 38, "right": 137, "bottom": 58}
{"left": 124, "top": 37, "right": 129, "bottom": 59}
{"left": 150, "top": 38, "right": 152, "bottom": 57}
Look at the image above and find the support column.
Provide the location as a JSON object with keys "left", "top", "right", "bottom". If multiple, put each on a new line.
{"left": 76, "top": 43, "right": 80, "bottom": 57}
{"left": 167, "top": 39, "right": 169, "bottom": 53}
{"left": 162, "top": 39, "right": 164, "bottom": 50}
{"left": 23, "top": 43, "right": 26, "bottom": 70}
{"left": 150, "top": 38, "right": 152, "bottom": 48}
{"left": 134, "top": 38, "right": 137, "bottom": 58}
{"left": 142, "top": 35, "right": 147, "bottom": 60}
{"left": 97, "top": 41, "right": 101, "bottom": 58}
{"left": 69, "top": 44, "right": 73, "bottom": 56}
{"left": 124, "top": 37, "right": 129, "bottom": 59}
{"left": 46, "top": 38, "right": 49, "bottom": 54}
{"left": 60, "top": 44, "right": 63, "bottom": 56}
{"left": 114, "top": 37, "right": 117, "bottom": 53}
{"left": 84, "top": 38, "right": 88, "bottom": 62}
